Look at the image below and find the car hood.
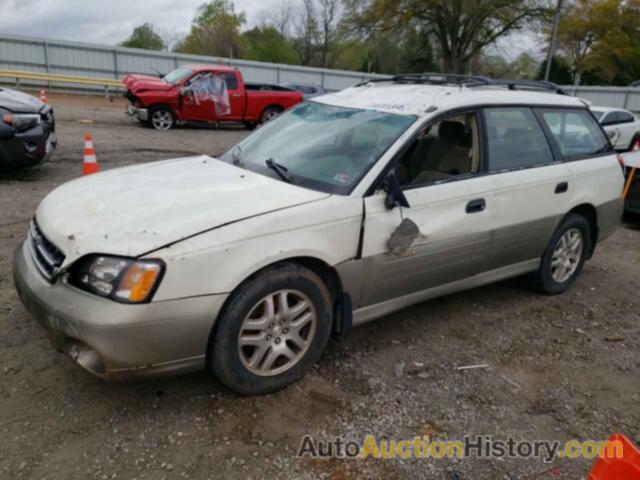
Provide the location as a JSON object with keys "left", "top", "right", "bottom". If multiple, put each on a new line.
{"left": 123, "top": 74, "right": 174, "bottom": 93}
{"left": 0, "top": 87, "right": 44, "bottom": 113}
{"left": 35, "top": 156, "right": 329, "bottom": 267}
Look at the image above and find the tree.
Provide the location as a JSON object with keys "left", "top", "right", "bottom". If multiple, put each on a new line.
{"left": 120, "top": 23, "right": 165, "bottom": 51}
{"left": 176, "top": 0, "right": 246, "bottom": 58}
{"left": 293, "top": 0, "right": 320, "bottom": 65}
{"left": 242, "top": 26, "right": 298, "bottom": 64}
{"left": 536, "top": 55, "right": 574, "bottom": 84}
{"left": 343, "top": 0, "right": 548, "bottom": 73}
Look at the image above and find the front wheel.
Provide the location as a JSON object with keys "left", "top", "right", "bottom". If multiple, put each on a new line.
{"left": 528, "top": 213, "right": 591, "bottom": 294}
{"left": 149, "top": 106, "right": 176, "bottom": 131}
{"left": 209, "top": 263, "right": 333, "bottom": 395}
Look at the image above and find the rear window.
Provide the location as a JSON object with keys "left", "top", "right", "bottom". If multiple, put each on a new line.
{"left": 539, "top": 109, "right": 610, "bottom": 157}
{"left": 484, "top": 108, "right": 554, "bottom": 171}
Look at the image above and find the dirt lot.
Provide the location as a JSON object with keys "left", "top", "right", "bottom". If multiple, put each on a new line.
{"left": 0, "top": 94, "right": 638, "bottom": 480}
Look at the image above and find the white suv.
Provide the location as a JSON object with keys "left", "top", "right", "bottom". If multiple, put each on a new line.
{"left": 14, "top": 75, "right": 624, "bottom": 395}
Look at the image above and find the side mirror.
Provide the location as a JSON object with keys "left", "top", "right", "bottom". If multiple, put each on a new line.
{"left": 383, "top": 171, "right": 410, "bottom": 210}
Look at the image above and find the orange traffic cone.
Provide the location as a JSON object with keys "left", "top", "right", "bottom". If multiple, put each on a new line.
{"left": 39, "top": 88, "right": 48, "bottom": 104}
{"left": 83, "top": 133, "right": 99, "bottom": 176}
{"left": 588, "top": 433, "right": 640, "bottom": 480}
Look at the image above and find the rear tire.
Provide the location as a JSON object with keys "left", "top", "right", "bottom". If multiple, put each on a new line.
{"left": 260, "top": 106, "right": 282, "bottom": 125}
{"left": 209, "top": 263, "right": 333, "bottom": 395}
{"left": 528, "top": 213, "right": 591, "bottom": 294}
{"left": 149, "top": 106, "right": 176, "bottom": 131}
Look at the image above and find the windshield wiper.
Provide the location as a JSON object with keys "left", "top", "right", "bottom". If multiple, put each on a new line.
{"left": 265, "top": 158, "right": 293, "bottom": 183}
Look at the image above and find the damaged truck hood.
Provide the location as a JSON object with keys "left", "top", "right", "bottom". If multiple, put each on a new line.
{"left": 35, "top": 156, "right": 329, "bottom": 267}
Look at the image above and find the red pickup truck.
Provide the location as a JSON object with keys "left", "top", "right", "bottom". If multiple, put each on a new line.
{"left": 123, "top": 64, "right": 303, "bottom": 130}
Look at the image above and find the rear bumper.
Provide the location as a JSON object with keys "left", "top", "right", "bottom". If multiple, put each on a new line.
{"left": 13, "top": 240, "right": 227, "bottom": 379}
{"left": 126, "top": 104, "right": 149, "bottom": 122}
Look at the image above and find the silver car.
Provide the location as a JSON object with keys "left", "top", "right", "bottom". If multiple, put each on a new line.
{"left": 14, "top": 75, "right": 624, "bottom": 395}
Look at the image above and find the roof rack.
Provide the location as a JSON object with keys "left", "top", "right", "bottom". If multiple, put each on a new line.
{"left": 357, "top": 73, "right": 567, "bottom": 95}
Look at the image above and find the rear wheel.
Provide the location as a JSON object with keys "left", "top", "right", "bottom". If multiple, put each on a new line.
{"left": 209, "top": 263, "right": 332, "bottom": 395}
{"left": 528, "top": 213, "right": 591, "bottom": 294}
{"left": 149, "top": 106, "right": 175, "bottom": 131}
{"left": 260, "top": 106, "right": 282, "bottom": 125}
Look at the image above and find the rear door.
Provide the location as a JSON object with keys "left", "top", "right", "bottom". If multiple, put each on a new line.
{"left": 220, "top": 72, "right": 246, "bottom": 121}
{"left": 482, "top": 107, "right": 572, "bottom": 270}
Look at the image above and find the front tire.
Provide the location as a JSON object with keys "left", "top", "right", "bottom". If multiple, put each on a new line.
{"left": 528, "top": 213, "right": 591, "bottom": 294}
{"left": 149, "top": 106, "right": 176, "bottom": 131}
{"left": 209, "top": 263, "right": 333, "bottom": 395}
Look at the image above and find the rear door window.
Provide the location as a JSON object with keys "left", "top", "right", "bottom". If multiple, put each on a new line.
{"left": 484, "top": 107, "right": 554, "bottom": 172}
{"left": 618, "top": 111, "right": 634, "bottom": 123}
{"left": 538, "top": 109, "right": 610, "bottom": 158}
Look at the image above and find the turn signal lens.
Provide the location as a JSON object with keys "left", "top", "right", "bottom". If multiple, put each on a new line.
{"left": 115, "top": 262, "right": 163, "bottom": 303}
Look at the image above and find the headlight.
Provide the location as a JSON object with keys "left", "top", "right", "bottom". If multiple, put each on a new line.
{"left": 2, "top": 114, "right": 41, "bottom": 132}
{"left": 69, "top": 256, "right": 164, "bottom": 304}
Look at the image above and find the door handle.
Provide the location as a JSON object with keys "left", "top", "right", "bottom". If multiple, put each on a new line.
{"left": 466, "top": 198, "right": 486, "bottom": 214}
{"left": 232, "top": 93, "right": 241, "bottom": 97}
{"left": 555, "top": 182, "right": 568, "bottom": 194}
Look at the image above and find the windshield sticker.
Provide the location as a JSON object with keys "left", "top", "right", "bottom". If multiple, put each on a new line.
{"left": 333, "top": 173, "right": 350, "bottom": 184}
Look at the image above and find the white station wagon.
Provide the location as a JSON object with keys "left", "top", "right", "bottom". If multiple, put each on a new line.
{"left": 14, "top": 75, "right": 624, "bottom": 395}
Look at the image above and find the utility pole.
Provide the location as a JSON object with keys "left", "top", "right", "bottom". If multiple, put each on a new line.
{"left": 544, "top": 0, "right": 564, "bottom": 82}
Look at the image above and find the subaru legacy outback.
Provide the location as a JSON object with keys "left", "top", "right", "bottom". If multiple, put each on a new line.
{"left": 14, "top": 75, "right": 623, "bottom": 395}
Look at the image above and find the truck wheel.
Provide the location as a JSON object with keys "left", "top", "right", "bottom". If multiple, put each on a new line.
{"left": 260, "top": 106, "right": 282, "bottom": 124}
{"left": 149, "top": 106, "right": 175, "bottom": 131}
{"left": 209, "top": 263, "right": 333, "bottom": 395}
{"left": 527, "top": 213, "right": 591, "bottom": 295}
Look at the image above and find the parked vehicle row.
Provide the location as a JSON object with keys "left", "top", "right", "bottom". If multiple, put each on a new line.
{"left": 14, "top": 74, "right": 624, "bottom": 395}
{"left": 0, "top": 87, "right": 57, "bottom": 169}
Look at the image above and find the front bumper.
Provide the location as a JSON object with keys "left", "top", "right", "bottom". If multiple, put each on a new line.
{"left": 0, "top": 127, "right": 57, "bottom": 169}
{"left": 13, "top": 240, "right": 227, "bottom": 379}
{"left": 126, "top": 104, "right": 149, "bottom": 122}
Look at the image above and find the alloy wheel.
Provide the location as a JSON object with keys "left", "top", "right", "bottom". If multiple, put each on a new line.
{"left": 237, "top": 289, "right": 317, "bottom": 377}
{"left": 551, "top": 228, "right": 583, "bottom": 283}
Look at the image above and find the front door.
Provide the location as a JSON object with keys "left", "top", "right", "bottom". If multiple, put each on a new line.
{"left": 358, "top": 112, "right": 494, "bottom": 308}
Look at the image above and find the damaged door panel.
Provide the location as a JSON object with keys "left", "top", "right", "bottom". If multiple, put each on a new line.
{"left": 357, "top": 176, "right": 495, "bottom": 308}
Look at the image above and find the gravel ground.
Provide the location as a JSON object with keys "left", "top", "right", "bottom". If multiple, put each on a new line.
{"left": 0, "top": 93, "right": 638, "bottom": 480}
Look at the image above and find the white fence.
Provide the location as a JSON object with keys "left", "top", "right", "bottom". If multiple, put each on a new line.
{"left": 0, "top": 33, "right": 385, "bottom": 93}
{"left": 2, "top": 33, "right": 640, "bottom": 110}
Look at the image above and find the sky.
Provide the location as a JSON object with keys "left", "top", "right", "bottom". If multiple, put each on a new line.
{"left": 0, "top": 0, "right": 283, "bottom": 46}
{"left": 0, "top": 0, "right": 538, "bottom": 60}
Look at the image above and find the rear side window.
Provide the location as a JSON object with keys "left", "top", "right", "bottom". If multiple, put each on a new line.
{"left": 618, "top": 111, "right": 634, "bottom": 123}
{"left": 222, "top": 73, "right": 238, "bottom": 90}
{"left": 539, "top": 109, "right": 609, "bottom": 158}
{"left": 484, "top": 108, "right": 554, "bottom": 171}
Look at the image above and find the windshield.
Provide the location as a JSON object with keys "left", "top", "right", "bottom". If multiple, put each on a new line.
{"left": 220, "top": 102, "right": 416, "bottom": 194}
{"left": 163, "top": 67, "right": 193, "bottom": 85}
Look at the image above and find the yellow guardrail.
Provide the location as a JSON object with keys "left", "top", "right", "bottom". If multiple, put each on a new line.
{"left": 0, "top": 69, "right": 122, "bottom": 89}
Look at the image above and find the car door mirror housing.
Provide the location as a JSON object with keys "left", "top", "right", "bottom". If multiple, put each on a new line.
{"left": 383, "top": 171, "right": 410, "bottom": 210}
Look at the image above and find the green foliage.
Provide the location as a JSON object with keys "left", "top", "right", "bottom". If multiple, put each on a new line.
{"left": 176, "top": 0, "right": 246, "bottom": 57}
{"left": 242, "top": 27, "right": 298, "bottom": 64}
{"left": 120, "top": 23, "right": 165, "bottom": 51}
{"left": 536, "top": 56, "right": 574, "bottom": 84}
